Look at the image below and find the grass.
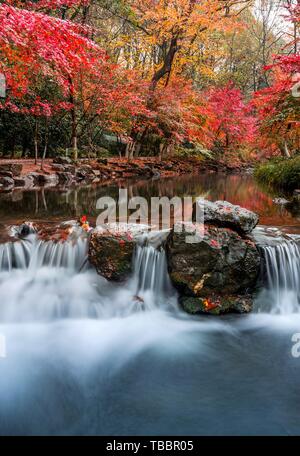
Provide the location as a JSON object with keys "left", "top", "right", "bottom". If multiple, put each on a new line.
{"left": 254, "top": 156, "right": 300, "bottom": 191}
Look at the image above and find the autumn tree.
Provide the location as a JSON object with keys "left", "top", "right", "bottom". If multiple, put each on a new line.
{"left": 0, "top": 2, "right": 149, "bottom": 159}
{"left": 253, "top": 1, "right": 300, "bottom": 157}
{"left": 203, "top": 83, "right": 257, "bottom": 156}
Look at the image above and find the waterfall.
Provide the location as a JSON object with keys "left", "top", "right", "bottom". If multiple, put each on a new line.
{"left": 258, "top": 239, "right": 300, "bottom": 314}
{"left": 133, "top": 244, "right": 172, "bottom": 297}
{"left": 0, "top": 235, "right": 88, "bottom": 272}
{"left": 123, "top": 230, "right": 176, "bottom": 313}
{"left": 0, "top": 240, "right": 30, "bottom": 270}
{"left": 0, "top": 226, "right": 176, "bottom": 321}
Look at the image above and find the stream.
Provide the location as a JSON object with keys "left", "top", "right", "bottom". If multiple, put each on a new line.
{"left": 0, "top": 172, "right": 300, "bottom": 436}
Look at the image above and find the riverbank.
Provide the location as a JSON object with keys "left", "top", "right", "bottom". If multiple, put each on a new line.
{"left": 0, "top": 156, "right": 254, "bottom": 193}
{"left": 255, "top": 156, "right": 300, "bottom": 192}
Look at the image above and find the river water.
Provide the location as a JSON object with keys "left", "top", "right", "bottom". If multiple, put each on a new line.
{"left": 0, "top": 172, "right": 300, "bottom": 435}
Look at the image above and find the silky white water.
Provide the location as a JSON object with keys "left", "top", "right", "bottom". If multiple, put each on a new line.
{"left": 1, "top": 231, "right": 300, "bottom": 435}
{"left": 256, "top": 239, "right": 300, "bottom": 314}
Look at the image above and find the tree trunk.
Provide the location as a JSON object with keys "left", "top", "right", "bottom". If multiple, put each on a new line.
{"left": 283, "top": 141, "right": 291, "bottom": 158}
{"left": 279, "top": 141, "right": 291, "bottom": 158}
{"left": 34, "top": 120, "right": 39, "bottom": 165}
{"left": 134, "top": 142, "right": 141, "bottom": 157}
{"left": 71, "top": 101, "right": 78, "bottom": 160}
{"left": 68, "top": 78, "right": 78, "bottom": 160}
{"left": 125, "top": 140, "right": 136, "bottom": 161}
{"left": 41, "top": 118, "right": 48, "bottom": 171}
{"left": 150, "top": 37, "right": 178, "bottom": 90}
{"left": 159, "top": 143, "right": 167, "bottom": 162}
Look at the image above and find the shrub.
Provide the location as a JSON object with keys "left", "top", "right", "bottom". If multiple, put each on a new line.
{"left": 255, "top": 156, "right": 300, "bottom": 191}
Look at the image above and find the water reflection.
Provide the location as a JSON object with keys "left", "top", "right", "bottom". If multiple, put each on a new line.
{"left": 0, "top": 172, "right": 299, "bottom": 230}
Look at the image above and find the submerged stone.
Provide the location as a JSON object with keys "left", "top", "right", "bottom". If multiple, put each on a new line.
{"left": 180, "top": 295, "right": 253, "bottom": 315}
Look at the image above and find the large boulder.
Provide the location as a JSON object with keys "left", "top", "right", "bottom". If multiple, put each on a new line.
{"left": 166, "top": 221, "right": 260, "bottom": 314}
{"left": 193, "top": 199, "right": 259, "bottom": 234}
{"left": 89, "top": 230, "right": 134, "bottom": 281}
{"left": 88, "top": 224, "right": 150, "bottom": 281}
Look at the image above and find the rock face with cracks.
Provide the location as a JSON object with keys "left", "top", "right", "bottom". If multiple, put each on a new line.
{"left": 193, "top": 199, "right": 259, "bottom": 234}
{"left": 166, "top": 200, "right": 261, "bottom": 315}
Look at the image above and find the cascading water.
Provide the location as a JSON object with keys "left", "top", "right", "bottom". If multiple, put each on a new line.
{"left": 2, "top": 220, "right": 300, "bottom": 435}
{"left": 0, "top": 226, "right": 176, "bottom": 322}
{"left": 256, "top": 234, "right": 300, "bottom": 314}
{"left": 129, "top": 231, "right": 176, "bottom": 312}
{"left": 0, "top": 235, "right": 88, "bottom": 272}
{"left": 133, "top": 244, "right": 171, "bottom": 296}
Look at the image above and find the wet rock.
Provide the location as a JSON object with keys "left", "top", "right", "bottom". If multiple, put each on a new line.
{"left": 53, "top": 156, "right": 73, "bottom": 165}
{"left": 180, "top": 294, "right": 253, "bottom": 315}
{"left": 0, "top": 170, "right": 14, "bottom": 178}
{"left": 28, "top": 172, "right": 58, "bottom": 186}
{"left": 63, "top": 164, "right": 76, "bottom": 174}
{"left": 152, "top": 169, "right": 161, "bottom": 178}
{"left": 193, "top": 199, "right": 259, "bottom": 234}
{"left": 27, "top": 172, "right": 44, "bottom": 185}
{"left": 89, "top": 224, "right": 150, "bottom": 281}
{"left": 41, "top": 174, "right": 59, "bottom": 185}
{"left": 13, "top": 177, "right": 26, "bottom": 187}
{"left": 57, "top": 172, "right": 74, "bottom": 185}
{"left": 76, "top": 165, "right": 93, "bottom": 181}
{"left": 89, "top": 229, "right": 135, "bottom": 281}
{"left": 166, "top": 221, "right": 260, "bottom": 314}
{"left": 273, "top": 197, "right": 289, "bottom": 205}
{"left": 0, "top": 163, "right": 22, "bottom": 176}
{"left": 52, "top": 164, "right": 65, "bottom": 172}
{"left": 17, "top": 175, "right": 34, "bottom": 189}
{"left": 0, "top": 176, "right": 14, "bottom": 189}
{"left": 11, "top": 221, "right": 37, "bottom": 238}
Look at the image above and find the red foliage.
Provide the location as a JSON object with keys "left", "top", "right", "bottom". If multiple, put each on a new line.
{"left": 253, "top": 57, "right": 300, "bottom": 156}
{"left": 0, "top": 2, "right": 149, "bottom": 137}
{"left": 203, "top": 83, "right": 257, "bottom": 152}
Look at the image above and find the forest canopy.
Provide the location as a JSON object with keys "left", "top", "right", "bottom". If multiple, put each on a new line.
{"left": 0, "top": 0, "right": 299, "bottom": 163}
